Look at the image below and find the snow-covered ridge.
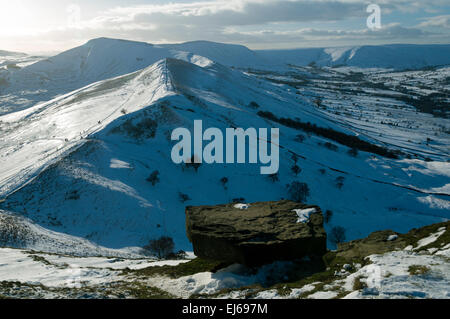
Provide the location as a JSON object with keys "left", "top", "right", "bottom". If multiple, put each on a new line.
{"left": 0, "top": 58, "right": 175, "bottom": 197}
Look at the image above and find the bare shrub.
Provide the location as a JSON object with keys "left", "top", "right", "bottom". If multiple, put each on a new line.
{"left": 335, "top": 176, "right": 345, "bottom": 190}
{"left": 324, "top": 210, "right": 333, "bottom": 224}
{"left": 147, "top": 170, "right": 160, "bottom": 186}
{"left": 291, "top": 164, "right": 301, "bottom": 176}
{"left": 144, "top": 236, "right": 175, "bottom": 259}
{"left": 220, "top": 177, "right": 229, "bottom": 189}
{"left": 329, "top": 226, "right": 346, "bottom": 245}
{"left": 294, "top": 134, "right": 306, "bottom": 143}
{"left": 348, "top": 148, "right": 359, "bottom": 157}
{"left": 268, "top": 173, "right": 279, "bottom": 183}
{"left": 287, "top": 182, "right": 310, "bottom": 203}
{"left": 248, "top": 101, "right": 260, "bottom": 109}
{"left": 183, "top": 155, "right": 202, "bottom": 172}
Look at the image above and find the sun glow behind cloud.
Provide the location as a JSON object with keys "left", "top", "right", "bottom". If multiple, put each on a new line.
{"left": 0, "top": 1, "right": 35, "bottom": 36}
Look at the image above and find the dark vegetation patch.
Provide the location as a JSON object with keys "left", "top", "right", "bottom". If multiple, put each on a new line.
{"left": 111, "top": 116, "right": 158, "bottom": 140}
{"left": 352, "top": 276, "right": 368, "bottom": 290}
{"left": 257, "top": 110, "right": 400, "bottom": 158}
{"left": 396, "top": 92, "right": 449, "bottom": 119}
{"left": 0, "top": 215, "right": 34, "bottom": 247}
{"left": 128, "top": 258, "right": 227, "bottom": 279}
{"left": 0, "top": 279, "right": 174, "bottom": 299}
{"left": 408, "top": 265, "right": 431, "bottom": 276}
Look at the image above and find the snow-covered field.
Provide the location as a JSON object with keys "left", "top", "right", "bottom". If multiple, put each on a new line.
{"left": 0, "top": 38, "right": 449, "bottom": 299}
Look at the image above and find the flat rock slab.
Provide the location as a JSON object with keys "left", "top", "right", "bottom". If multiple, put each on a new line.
{"left": 186, "top": 200, "right": 327, "bottom": 266}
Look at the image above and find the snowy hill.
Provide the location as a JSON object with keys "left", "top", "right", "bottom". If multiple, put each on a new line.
{"left": 0, "top": 38, "right": 267, "bottom": 115}
{"left": 0, "top": 50, "right": 27, "bottom": 57}
{"left": 0, "top": 38, "right": 210, "bottom": 115}
{"left": 257, "top": 44, "right": 450, "bottom": 69}
{"left": 0, "top": 57, "right": 448, "bottom": 255}
{"left": 162, "top": 40, "right": 269, "bottom": 68}
{"left": 0, "top": 50, "right": 44, "bottom": 70}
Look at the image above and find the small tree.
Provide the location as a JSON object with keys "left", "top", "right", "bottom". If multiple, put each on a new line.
{"left": 220, "top": 177, "right": 229, "bottom": 189}
{"left": 184, "top": 155, "right": 201, "bottom": 172}
{"left": 147, "top": 170, "right": 160, "bottom": 186}
{"left": 335, "top": 176, "right": 345, "bottom": 190}
{"left": 291, "top": 164, "right": 301, "bottom": 176}
{"left": 348, "top": 148, "right": 359, "bottom": 157}
{"left": 287, "top": 182, "right": 310, "bottom": 203}
{"left": 268, "top": 173, "right": 279, "bottom": 183}
{"left": 329, "top": 226, "right": 346, "bottom": 245}
{"left": 322, "top": 142, "right": 338, "bottom": 152}
{"left": 144, "top": 236, "right": 175, "bottom": 259}
{"left": 248, "top": 101, "right": 260, "bottom": 109}
{"left": 324, "top": 210, "right": 333, "bottom": 224}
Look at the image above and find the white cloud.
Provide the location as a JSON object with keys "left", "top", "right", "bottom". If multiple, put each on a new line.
{"left": 1, "top": 0, "right": 449, "bottom": 52}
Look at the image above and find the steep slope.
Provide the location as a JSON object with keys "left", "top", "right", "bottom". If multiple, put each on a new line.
{"left": 0, "top": 59, "right": 174, "bottom": 197}
{"left": 257, "top": 44, "right": 450, "bottom": 69}
{"left": 0, "top": 58, "right": 448, "bottom": 255}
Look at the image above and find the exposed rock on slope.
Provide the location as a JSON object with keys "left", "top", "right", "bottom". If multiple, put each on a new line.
{"left": 185, "top": 200, "right": 327, "bottom": 266}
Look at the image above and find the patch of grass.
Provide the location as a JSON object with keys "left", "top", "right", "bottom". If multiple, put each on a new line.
{"left": 408, "top": 265, "right": 430, "bottom": 276}
{"left": 28, "top": 253, "right": 69, "bottom": 269}
{"left": 128, "top": 258, "right": 228, "bottom": 279}
{"left": 29, "top": 254, "right": 53, "bottom": 266}
{"left": 119, "top": 282, "right": 174, "bottom": 299}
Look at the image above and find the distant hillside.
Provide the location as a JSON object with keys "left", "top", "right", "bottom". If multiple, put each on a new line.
{"left": 162, "top": 40, "right": 269, "bottom": 68}
{"left": 0, "top": 50, "right": 27, "bottom": 57}
{"left": 257, "top": 44, "right": 450, "bottom": 69}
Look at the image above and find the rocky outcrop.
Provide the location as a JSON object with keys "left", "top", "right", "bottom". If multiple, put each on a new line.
{"left": 185, "top": 200, "right": 327, "bottom": 266}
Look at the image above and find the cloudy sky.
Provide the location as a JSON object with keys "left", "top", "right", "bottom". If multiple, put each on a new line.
{"left": 1, "top": 0, "right": 449, "bottom": 53}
